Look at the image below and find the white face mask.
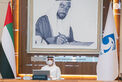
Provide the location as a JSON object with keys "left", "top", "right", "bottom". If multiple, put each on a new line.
{"left": 46, "top": 60, "right": 53, "bottom": 65}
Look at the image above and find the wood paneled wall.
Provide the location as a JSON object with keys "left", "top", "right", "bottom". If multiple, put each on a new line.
{"left": 16, "top": 0, "right": 111, "bottom": 75}
{"left": 120, "top": 0, "right": 122, "bottom": 75}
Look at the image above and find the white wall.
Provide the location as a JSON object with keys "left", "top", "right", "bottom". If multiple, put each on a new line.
{"left": 0, "top": 0, "right": 10, "bottom": 41}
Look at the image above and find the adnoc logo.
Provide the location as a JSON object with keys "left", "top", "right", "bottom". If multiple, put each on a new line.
{"left": 102, "top": 33, "right": 116, "bottom": 53}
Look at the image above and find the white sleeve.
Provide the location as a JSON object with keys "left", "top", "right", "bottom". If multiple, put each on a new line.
{"left": 56, "top": 67, "right": 61, "bottom": 80}
{"left": 41, "top": 66, "right": 46, "bottom": 70}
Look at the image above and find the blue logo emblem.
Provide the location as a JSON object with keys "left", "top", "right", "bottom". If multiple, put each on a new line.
{"left": 102, "top": 33, "right": 116, "bottom": 54}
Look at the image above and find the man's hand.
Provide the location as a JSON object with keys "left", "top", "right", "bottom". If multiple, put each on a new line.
{"left": 56, "top": 32, "right": 68, "bottom": 44}
{"left": 49, "top": 76, "right": 53, "bottom": 80}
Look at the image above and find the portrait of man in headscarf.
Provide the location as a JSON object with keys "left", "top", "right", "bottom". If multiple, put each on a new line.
{"left": 30, "top": 0, "right": 100, "bottom": 51}
{"left": 35, "top": 0, "right": 94, "bottom": 46}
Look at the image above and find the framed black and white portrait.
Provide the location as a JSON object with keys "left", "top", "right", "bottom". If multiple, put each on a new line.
{"left": 27, "top": 0, "right": 103, "bottom": 54}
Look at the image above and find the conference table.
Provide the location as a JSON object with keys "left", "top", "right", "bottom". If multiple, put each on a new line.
{"left": 0, "top": 79, "right": 122, "bottom": 82}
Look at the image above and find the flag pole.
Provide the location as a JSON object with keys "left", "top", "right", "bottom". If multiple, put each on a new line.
{"left": 11, "top": 0, "right": 19, "bottom": 77}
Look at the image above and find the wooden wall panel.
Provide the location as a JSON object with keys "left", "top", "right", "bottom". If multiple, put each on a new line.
{"left": 17, "top": 0, "right": 110, "bottom": 75}
{"left": 120, "top": 0, "right": 122, "bottom": 75}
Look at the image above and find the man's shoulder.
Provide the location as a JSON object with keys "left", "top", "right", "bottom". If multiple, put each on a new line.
{"left": 43, "top": 65, "right": 49, "bottom": 67}
{"left": 54, "top": 65, "right": 60, "bottom": 69}
{"left": 38, "top": 15, "right": 48, "bottom": 20}
{"left": 36, "top": 15, "right": 49, "bottom": 23}
{"left": 41, "top": 65, "right": 49, "bottom": 69}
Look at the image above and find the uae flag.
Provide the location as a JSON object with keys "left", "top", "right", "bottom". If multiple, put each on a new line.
{"left": 0, "top": 3, "right": 16, "bottom": 78}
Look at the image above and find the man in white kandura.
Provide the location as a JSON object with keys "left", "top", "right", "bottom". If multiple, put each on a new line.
{"left": 41, "top": 56, "right": 61, "bottom": 80}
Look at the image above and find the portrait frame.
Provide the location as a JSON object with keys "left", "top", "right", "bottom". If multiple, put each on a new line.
{"left": 27, "top": 0, "right": 103, "bottom": 54}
